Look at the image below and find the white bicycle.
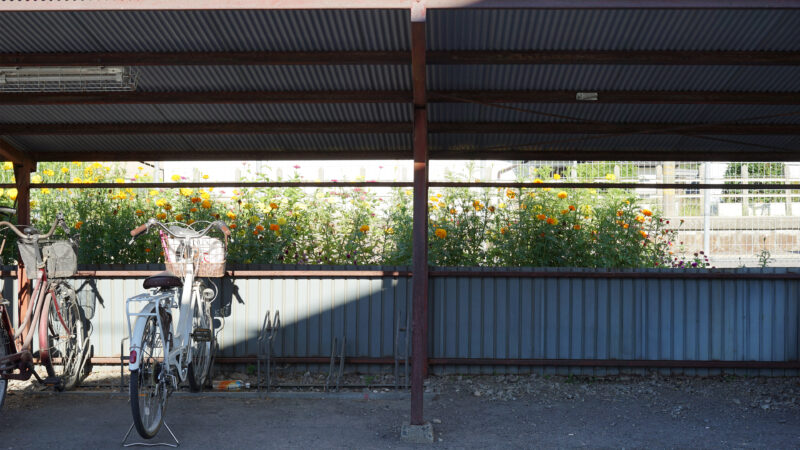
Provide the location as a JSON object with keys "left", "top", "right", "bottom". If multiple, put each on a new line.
{"left": 125, "top": 218, "right": 230, "bottom": 439}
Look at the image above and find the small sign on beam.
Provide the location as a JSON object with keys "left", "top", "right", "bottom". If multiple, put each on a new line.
{"left": 576, "top": 92, "right": 599, "bottom": 101}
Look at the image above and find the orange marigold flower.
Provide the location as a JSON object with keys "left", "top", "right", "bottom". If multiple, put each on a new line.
{"left": 623, "top": 223, "right": 629, "bottom": 229}
{"left": 435, "top": 228, "right": 447, "bottom": 239}
{"left": 533, "top": 178, "right": 543, "bottom": 184}
{"left": 536, "top": 213, "right": 547, "bottom": 221}
{"left": 568, "top": 205, "right": 576, "bottom": 211}
{"left": 547, "top": 217, "right": 558, "bottom": 225}
{"left": 635, "top": 215, "right": 645, "bottom": 223}
{"left": 255, "top": 224, "right": 265, "bottom": 232}
{"left": 270, "top": 202, "right": 279, "bottom": 210}
{"left": 191, "top": 197, "right": 202, "bottom": 204}
{"left": 506, "top": 189, "right": 516, "bottom": 199}
{"left": 201, "top": 200, "right": 212, "bottom": 209}
{"left": 500, "top": 226, "right": 509, "bottom": 235}
{"left": 573, "top": 224, "right": 581, "bottom": 230}
{"left": 617, "top": 210, "right": 624, "bottom": 217}
{"left": 557, "top": 191, "right": 568, "bottom": 199}
{"left": 135, "top": 210, "right": 144, "bottom": 216}
{"left": 253, "top": 230, "right": 259, "bottom": 235}
{"left": 144, "top": 248, "right": 152, "bottom": 253}
{"left": 156, "top": 213, "right": 167, "bottom": 220}
{"left": 75, "top": 221, "right": 83, "bottom": 229}
{"left": 487, "top": 206, "right": 495, "bottom": 213}
{"left": 270, "top": 223, "right": 280, "bottom": 231}
{"left": 641, "top": 208, "right": 653, "bottom": 217}
{"left": 190, "top": 207, "right": 198, "bottom": 213}
{"left": 359, "top": 225, "right": 369, "bottom": 233}
{"left": 163, "top": 204, "right": 172, "bottom": 211}
{"left": 639, "top": 230, "right": 648, "bottom": 238}
{"left": 450, "top": 208, "right": 457, "bottom": 214}
{"left": 229, "top": 223, "right": 237, "bottom": 229}
{"left": 561, "top": 209, "right": 569, "bottom": 215}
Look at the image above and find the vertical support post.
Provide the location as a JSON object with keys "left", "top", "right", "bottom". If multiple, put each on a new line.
{"left": 13, "top": 161, "right": 32, "bottom": 341}
{"left": 702, "top": 163, "right": 711, "bottom": 256}
{"left": 662, "top": 161, "right": 676, "bottom": 217}
{"left": 741, "top": 163, "right": 749, "bottom": 216}
{"left": 409, "top": 0, "right": 428, "bottom": 428}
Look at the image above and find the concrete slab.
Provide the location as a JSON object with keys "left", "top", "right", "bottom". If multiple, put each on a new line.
{"left": 400, "top": 422, "right": 434, "bottom": 444}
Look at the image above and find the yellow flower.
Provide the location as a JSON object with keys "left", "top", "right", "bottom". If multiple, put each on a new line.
{"left": 202, "top": 174, "right": 209, "bottom": 179}
{"left": 155, "top": 198, "right": 166, "bottom": 207}
{"left": 605, "top": 173, "right": 616, "bottom": 181}
{"left": 72, "top": 161, "right": 82, "bottom": 166}
{"left": 533, "top": 178, "right": 543, "bottom": 184}
{"left": 269, "top": 223, "right": 280, "bottom": 232}
{"left": 149, "top": 190, "right": 159, "bottom": 197}
{"left": 553, "top": 174, "right": 561, "bottom": 180}
{"left": 405, "top": 189, "right": 413, "bottom": 196}
{"left": 41, "top": 188, "right": 50, "bottom": 195}
{"left": 31, "top": 174, "right": 42, "bottom": 184}
{"left": 6, "top": 188, "right": 17, "bottom": 201}
{"left": 635, "top": 215, "right": 645, "bottom": 223}
{"left": 435, "top": 228, "right": 447, "bottom": 239}
{"left": 3, "top": 162, "right": 13, "bottom": 171}
{"left": 201, "top": 200, "right": 212, "bottom": 209}
{"left": 226, "top": 211, "right": 236, "bottom": 220}
{"left": 547, "top": 217, "right": 559, "bottom": 225}
{"left": 277, "top": 217, "right": 287, "bottom": 226}
{"left": 71, "top": 176, "right": 82, "bottom": 183}
{"left": 171, "top": 174, "right": 181, "bottom": 181}
{"left": 385, "top": 227, "right": 395, "bottom": 235}
{"left": 429, "top": 196, "right": 438, "bottom": 203}
{"left": 115, "top": 178, "right": 125, "bottom": 184}
{"left": 498, "top": 203, "right": 506, "bottom": 209}
{"left": 61, "top": 167, "right": 69, "bottom": 174}
{"left": 359, "top": 225, "right": 369, "bottom": 233}
{"left": 179, "top": 188, "right": 193, "bottom": 197}
{"left": 201, "top": 192, "right": 211, "bottom": 200}
{"left": 557, "top": 191, "right": 568, "bottom": 199}
{"left": 43, "top": 169, "right": 54, "bottom": 177}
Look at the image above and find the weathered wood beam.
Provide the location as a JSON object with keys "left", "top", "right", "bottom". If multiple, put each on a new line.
{"left": 3, "top": 122, "right": 797, "bottom": 135}
{"left": 30, "top": 150, "right": 412, "bottom": 162}
{"left": 0, "top": 139, "right": 33, "bottom": 166}
{"left": 2, "top": 50, "right": 798, "bottom": 67}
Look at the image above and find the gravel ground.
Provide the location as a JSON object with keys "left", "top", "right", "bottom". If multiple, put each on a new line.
{"left": 2, "top": 367, "right": 799, "bottom": 448}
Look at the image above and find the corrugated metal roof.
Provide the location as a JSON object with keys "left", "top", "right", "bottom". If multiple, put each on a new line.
{"left": 136, "top": 65, "right": 411, "bottom": 92}
{"left": 0, "top": 9, "right": 409, "bottom": 53}
{"left": 428, "top": 65, "right": 800, "bottom": 92}
{"left": 429, "top": 104, "right": 800, "bottom": 124}
{"left": 0, "top": 103, "right": 411, "bottom": 124}
{"left": 428, "top": 9, "right": 800, "bottom": 51}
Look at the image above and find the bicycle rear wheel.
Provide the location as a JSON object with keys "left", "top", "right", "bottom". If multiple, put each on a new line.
{"left": 41, "top": 283, "right": 86, "bottom": 391}
{"left": 187, "top": 297, "right": 213, "bottom": 392}
{"left": 130, "top": 316, "right": 168, "bottom": 439}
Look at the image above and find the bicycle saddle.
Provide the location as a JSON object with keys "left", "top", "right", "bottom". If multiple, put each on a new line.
{"left": 143, "top": 271, "right": 182, "bottom": 289}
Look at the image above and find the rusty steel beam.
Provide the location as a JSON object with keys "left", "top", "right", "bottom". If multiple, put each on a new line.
{"left": 4, "top": 122, "right": 798, "bottom": 135}
{"left": 1, "top": 1, "right": 798, "bottom": 10}
{"left": 4, "top": 90, "right": 800, "bottom": 105}
{"left": 2, "top": 50, "right": 798, "bottom": 67}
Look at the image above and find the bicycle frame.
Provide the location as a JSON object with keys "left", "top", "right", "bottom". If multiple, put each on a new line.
{"left": 126, "top": 236, "right": 203, "bottom": 384}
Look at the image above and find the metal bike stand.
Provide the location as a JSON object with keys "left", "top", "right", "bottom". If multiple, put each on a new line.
{"left": 257, "top": 309, "right": 280, "bottom": 395}
{"left": 122, "top": 422, "right": 180, "bottom": 448}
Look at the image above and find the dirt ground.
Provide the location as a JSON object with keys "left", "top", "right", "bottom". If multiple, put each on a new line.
{"left": 1, "top": 367, "right": 799, "bottom": 448}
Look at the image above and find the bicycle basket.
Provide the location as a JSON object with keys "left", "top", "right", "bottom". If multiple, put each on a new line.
{"left": 164, "top": 236, "right": 226, "bottom": 278}
{"left": 42, "top": 240, "right": 78, "bottom": 278}
{"left": 17, "top": 240, "right": 41, "bottom": 279}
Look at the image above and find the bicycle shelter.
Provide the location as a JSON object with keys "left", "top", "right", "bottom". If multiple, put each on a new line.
{"left": 1, "top": 1, "right": 799, "bottom": 434}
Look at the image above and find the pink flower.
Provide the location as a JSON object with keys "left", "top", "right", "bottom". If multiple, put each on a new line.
{"left": 293, "top": 165, "right": 301, "bottom": 169}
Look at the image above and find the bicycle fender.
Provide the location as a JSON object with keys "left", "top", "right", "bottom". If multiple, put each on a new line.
{"left": 128, "top": 303, "right": 157, "bottom": 372}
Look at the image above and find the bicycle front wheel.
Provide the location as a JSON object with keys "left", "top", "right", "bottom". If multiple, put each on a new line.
{"left": 130, "top": 316, "right": 168, "bottom": 439}
{"left": 42, "top": 283, "right": 86, "bottom": 391}
{"left": 187, "top": 298, "right": 213, "bottom": 392}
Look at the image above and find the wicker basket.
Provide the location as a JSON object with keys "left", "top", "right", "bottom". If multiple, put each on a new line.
{"left": 163, "top": 236, "right": 226, "bottom": 278}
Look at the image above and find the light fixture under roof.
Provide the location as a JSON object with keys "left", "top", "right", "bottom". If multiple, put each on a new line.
{"left": 0, "top": 66, "right": 138, "bottom": 92}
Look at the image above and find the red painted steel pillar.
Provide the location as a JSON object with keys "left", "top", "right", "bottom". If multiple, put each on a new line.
{"left": 409, "top": 1, "right": 428, "bottom": 426}
{"left": 12, "top": 161, "right": 32, "bottom": 342}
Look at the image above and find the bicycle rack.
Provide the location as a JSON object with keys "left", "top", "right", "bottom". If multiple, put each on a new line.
{"left": 257, "top": 309, "right": 280, "bottom": 394}
{"left": 394, "top": 312, "right": 411, "bottom": 390}
{"left": 325, "top": 336, "right": 345, "bottom": 392}
{"left": 122, "top": 422, "right": 180, "bottom": 448}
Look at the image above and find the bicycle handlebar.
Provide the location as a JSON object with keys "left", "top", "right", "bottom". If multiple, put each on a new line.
{"left": 130, "top": 219, "right": 230, "bottom": 241}
{"left": 0, "top": 212, "right": 67, "bottom": 240}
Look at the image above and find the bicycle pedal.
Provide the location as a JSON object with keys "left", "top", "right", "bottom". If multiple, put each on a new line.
{"left": 42, "top": 376, "right": 62, "bottom": 387}
{"left": 191, "top": 328, "right": 212, "bottom": 342}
